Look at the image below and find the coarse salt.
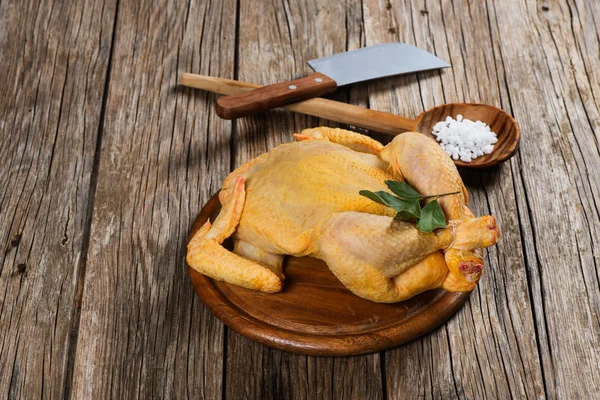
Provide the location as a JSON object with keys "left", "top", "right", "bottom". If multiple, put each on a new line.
{"left": 431, "top": 115, "right": 498, "bottom": 162}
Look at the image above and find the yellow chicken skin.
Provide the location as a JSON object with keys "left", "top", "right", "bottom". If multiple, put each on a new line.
{"left": 187, "top": 128, "right": 500, "bottom": 303}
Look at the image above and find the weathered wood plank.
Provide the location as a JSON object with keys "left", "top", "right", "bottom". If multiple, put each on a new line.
{"left": 492, "top": 0, "right": 600, "bottom": 397}
{"left": 224, "top": 0, "right": 384, "bottom": 398}
{"left": 1, "top": 0, "right": 597, "bottom": 397}
{"left": 70, "top": 0, "right": 236, "bottom": 398}
{"left": 362, "top": 0, "right": 548, "bottom": 398}
{"left": 0, "top": 0, "right": 116, "bottom": 397}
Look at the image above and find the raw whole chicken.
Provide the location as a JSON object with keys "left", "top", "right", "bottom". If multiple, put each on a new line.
{"left": 187, "top": 128, "right": 500, "bottom": 303}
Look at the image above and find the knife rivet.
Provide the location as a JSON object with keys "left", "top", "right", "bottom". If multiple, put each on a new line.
{"left": 314, "top": 78, "right": 323, "bottom": 82}
{"left": 288, "top": 85, "right": 297, "bottom": 89}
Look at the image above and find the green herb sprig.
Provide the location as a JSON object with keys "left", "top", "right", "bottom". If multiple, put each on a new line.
{"left": 359, "top": 180, "right": 459, "bottom": 233}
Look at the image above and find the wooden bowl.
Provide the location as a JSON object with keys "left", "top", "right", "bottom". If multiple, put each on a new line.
{"left": 187, "top": 194, "right": 472, "bottom": 356}
{"left": 415, "top": 103, "right": 520, "bottom": 168}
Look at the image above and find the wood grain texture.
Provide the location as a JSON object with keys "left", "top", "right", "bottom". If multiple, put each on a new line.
{"left": 225, "top": 0, "right": 384, "bottom": 398}
{"left": 0, "top": 0, "right": 116, "bottom": 398}
{"left": 69, "top": 0, "right": 236, "bottom": 398}
{"left": 363, "top": 0, "right": 600, "bottom": 398}
{"left": 495, "top": 0, "right": 600, "bottom": 397}
{"left": 181, "top": 75, "right": 520, "bottom": 168}
{"left": 361, "top": 0, "right": 549, "bottom": 398}
{"left": 181, "top": 73, "right": 418, "bottom": 135}
{"left": 2, "top": 0, "right": 600, "bottom": 398}
{"left": 216, "top": 72, "right": 337, "bottom": 119}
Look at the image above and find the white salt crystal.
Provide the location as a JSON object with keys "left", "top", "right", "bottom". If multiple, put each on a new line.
{"left": 431, "top": 116, "right": 498, "bottom": 162}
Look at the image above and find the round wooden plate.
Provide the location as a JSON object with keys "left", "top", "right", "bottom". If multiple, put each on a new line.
{"left": 187, "top": 194, "right": 472, "bottom": 357}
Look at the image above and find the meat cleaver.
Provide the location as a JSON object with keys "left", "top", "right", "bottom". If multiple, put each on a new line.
{"left": 216, "top": 43, "right": 449, "bottom": 119}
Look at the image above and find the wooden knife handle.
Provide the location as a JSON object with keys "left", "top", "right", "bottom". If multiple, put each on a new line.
{"left": 180, "top": 73, "right": 416, "bottom": 135}
{"left": 215, "top": 72, "right": 337, "bottom": 119}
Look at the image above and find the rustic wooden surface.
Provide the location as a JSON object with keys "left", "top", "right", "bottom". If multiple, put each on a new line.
{"left": 1, "top": 0, "right": 599, "bottom": 398}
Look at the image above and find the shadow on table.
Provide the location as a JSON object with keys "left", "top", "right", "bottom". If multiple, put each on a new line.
{"left": 459, "top": 163, "right": 503, "bottom": 189}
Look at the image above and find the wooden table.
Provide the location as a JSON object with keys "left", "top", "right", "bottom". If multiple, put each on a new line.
{"left": 1, "top": 0, "right": 599, "bottom": 398}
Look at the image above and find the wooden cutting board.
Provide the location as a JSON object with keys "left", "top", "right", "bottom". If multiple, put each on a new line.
{"left": 187, "top": 194, "right": 471, "bottom": 357}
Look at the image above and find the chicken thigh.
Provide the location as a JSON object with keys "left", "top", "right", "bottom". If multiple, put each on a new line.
{"left": 187, "top": 128, "right": 499, "bottom": 303}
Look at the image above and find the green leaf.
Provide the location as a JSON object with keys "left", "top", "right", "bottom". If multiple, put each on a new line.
{"left": 359, "top": 191, "right": 407, "bottom": 209}
{"left": 359, "top": 190, "right": 401, "bottom": 209}
{"left": 416, "top": 200, "right": 447, "bottom": 233}
{"left": 360, "top": 183, "right": 454, "bottom": 233}
{"left": 393, "top": 197, "right": 422, "bottom": 219}
{"left": 395, "top": 210, "right": 417, "bottom": 221}
{"left": 385, "top": 180, "right": 423, "bottom": 200}
{"left": 359, "top": 190, "right": 388, "bottom": 206}
{"left": 360, "top": 190, "right": 421, "bottom": 219}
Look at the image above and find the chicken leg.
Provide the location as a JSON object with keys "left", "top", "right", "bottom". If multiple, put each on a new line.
{"left": 313, "top": 211, "right": 498, "bottom": 303}
{"left": 186, "top": 176, "right": 283, "bottom": 292}
{"left": 380, "top": 132, "right": 499, "bottom": 291}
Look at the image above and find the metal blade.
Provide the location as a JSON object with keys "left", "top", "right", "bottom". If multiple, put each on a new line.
{"left": 307, "top": 43, "right": 450, "bottom": 86}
